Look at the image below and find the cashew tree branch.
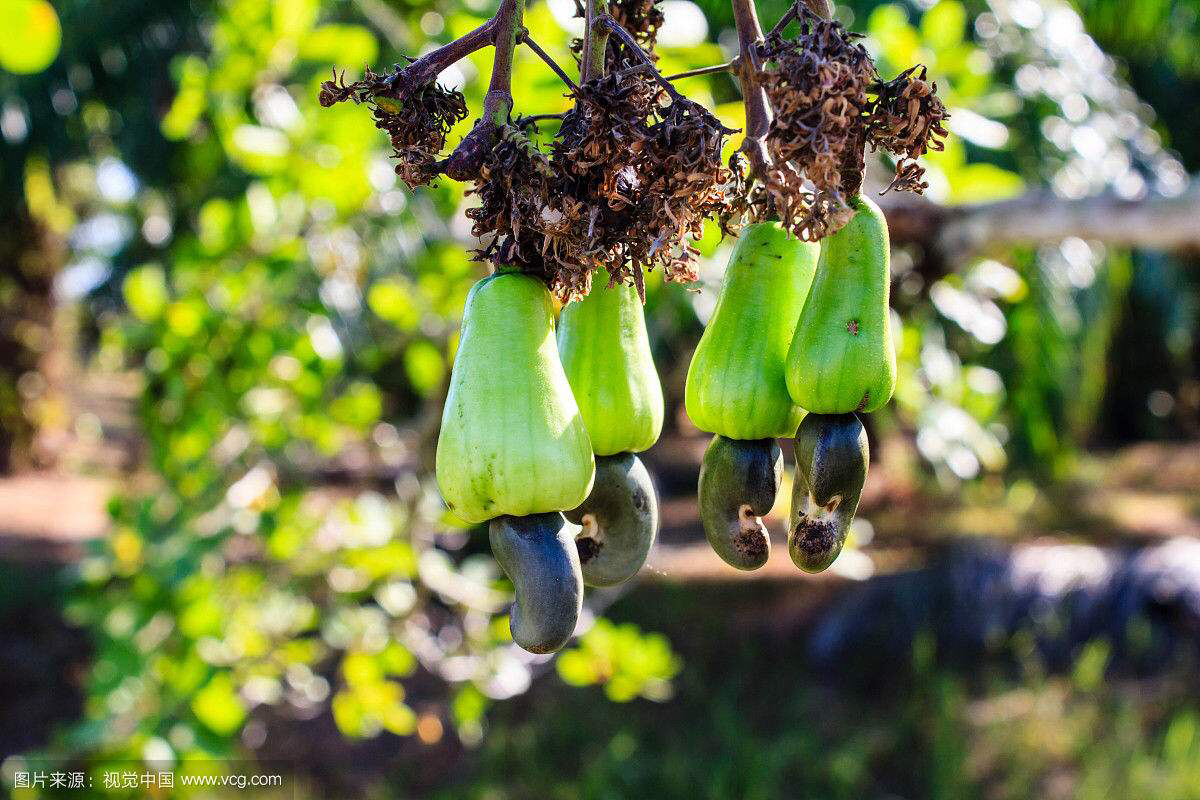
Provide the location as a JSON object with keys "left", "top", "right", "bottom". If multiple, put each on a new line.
{"left": 731, "top": 0, "right": 772, "bottom": 177}
{"left": 383, "top": 1, "right": 514, "bottom": 97}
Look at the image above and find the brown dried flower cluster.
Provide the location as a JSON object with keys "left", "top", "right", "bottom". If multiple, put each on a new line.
{"left": 635, "top": 98, "right": 739, "bottom": 281}
{"left": 865, "top": 66, "right": 950, "bottom": 193}
{"left": 465, "top": 125, "right": 556, "bottom": 268}
{"left": 745, "top": 9, "right": 949, "bottom": 238}
{"left": 319, "top": 0, "right": 950, "bottom": 301}
{"left": 761, "top": 16, "right": 874, "bottom": 193}
{"left": 756, "top": 13, "right": 875, "bottom": 238}
{"left": 467, "top": 74, "right": 736, "bottom": 299}
{"left": 319, "top": 68, "right": 468, "bottom": 188}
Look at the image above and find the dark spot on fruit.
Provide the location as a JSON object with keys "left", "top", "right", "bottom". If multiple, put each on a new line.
{"left": 734, "top": 528, "right": 768, "bottom": 559}
{"left": 576, "top": 536, "right": 602, "bottom": 564}
{"left": 855, "top": 392, "right": 869, "bottom": 412}
{"left": 794, "top": 517, "right": 837, "bottom": 556}
{"left": 847, "top": 319, "right": 859, "bottom": 335}
{"left": 630, "top": 486, "right": 648, "bottom": 512}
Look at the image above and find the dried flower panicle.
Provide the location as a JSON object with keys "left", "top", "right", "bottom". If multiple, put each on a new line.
{"left": 737, "top": 6, "right": 949, "bottom": 238}
{"left": 608, "top": 0, "right": 665, "bottom": 63}
{"left": 555, "top": 73, "right": 659, "bottom": 196}
{"left": 761, "top": 14, "right": 874, "bottom": 193}
{"left": 636, "top": 99, "right": 739, "bottom": 283}
{"left": 466, "top": 124, "right": 557, "bottom": 272}
{"left": 552, "top": 76, "right": 738, "bottom": 294}
{"left": 319, "top": 67, "right": 468, "bottom": 188}
{"left": 756, "top": 11, "right": 875, "bottom": 238}
{"left": 466, "top": 71, "right": 737, "bottom": 300}
{"left": 866, "top": 66, "right": 950, "bottom": 194}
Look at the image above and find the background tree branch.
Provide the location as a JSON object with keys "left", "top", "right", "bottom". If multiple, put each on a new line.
{"left": 880, "top": 178, "right": 1200, "bottom": 272}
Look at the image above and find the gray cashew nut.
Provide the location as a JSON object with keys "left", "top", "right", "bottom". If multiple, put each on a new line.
{"left": 490, "top": 512, "right": 584, "bottom": 654}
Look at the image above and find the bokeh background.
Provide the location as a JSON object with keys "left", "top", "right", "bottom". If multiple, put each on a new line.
{"left": 1, "top": 0, "right": 1199, "bottom": 796}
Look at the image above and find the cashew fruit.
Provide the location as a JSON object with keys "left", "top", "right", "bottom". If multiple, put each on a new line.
{"left": 436, "top": 272, "right": 595, "bottom": 524}
{"left": 788, "top": 412, "right": 868, "bottom": 573}
{"left": 698, "top": 435, "right": 783, "bottom": 570}
{"left": 565, "top": 452, "right": 658, "bottom": 587}
{"left": 786, "top": 195, "right": 896, "bottom": 414}
{"left": 490, "top": 512, "right": 584, "bottom": 653}
{"left": 686, "top": 222, "right": 819, "bottom": 440}
{"left": 558, "top": 269, "right": 664, "bottom": 456}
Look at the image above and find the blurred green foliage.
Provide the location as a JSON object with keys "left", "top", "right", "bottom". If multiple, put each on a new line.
{"left": 432, "top": 620, "right": 1200, "bottom": 799}
{"left": 557, "top": 619, "right": 682, "bottom": 702}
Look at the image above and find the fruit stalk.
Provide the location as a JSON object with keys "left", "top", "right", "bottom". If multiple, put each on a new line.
{"left": 731, "top": 0, "right": 772, "bottom": 178}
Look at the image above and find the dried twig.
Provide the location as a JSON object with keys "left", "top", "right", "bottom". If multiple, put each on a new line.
{"left": 664, "top": 62, "right": 735, "bottom": 81}
{"left": 519, "top": 30, "right": 580, "bottom": 92}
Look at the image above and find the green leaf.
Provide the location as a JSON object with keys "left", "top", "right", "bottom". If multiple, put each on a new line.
{"left": 162, "top": 55, "right": 209, "bottom": 140}
{"left": 369, "top": 282, "right": 420, "bottom": 329}
{"left": 123, "top": 265, "right": 170, "bottom": 322}
{"left": 300, "top": 25, "right": 379, "bottom": 66}
{"left": 921, "top": 1, "right": 967, "bottom": 51}
{"left": 947, "top": 163, "right": 1025, "bottom": 203}
{"left": 272, "top": 0, "right": 318, "bottom": 39}
{"left": 403, "top": 340, "right": 445, "bottom": 397}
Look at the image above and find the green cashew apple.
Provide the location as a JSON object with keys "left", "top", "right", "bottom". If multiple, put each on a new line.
{"left": 686, "top": 222, "right": 819, "bottom": 440}
{"left": 436, "top": 272, "right": 595, "bottom": 525}
{"left": 788, "top": 413, "right": 868, "bottom": 573}
{"left": 565, "top": 452, "right": 659, "bottom": 587}
{"left": 558, "top": 268, "right": 664, "bottom": 457}
{"left": 698, "top": 436, "right": 783, "bottom": 570}
{"left": 490, "top": 512, "right": 584, "bottom": 653}
{"left": 786, "top": 195, "right": 896, "bottom": 414}
{"left": 686, "top": 222, "right": 816, "bottom": 570}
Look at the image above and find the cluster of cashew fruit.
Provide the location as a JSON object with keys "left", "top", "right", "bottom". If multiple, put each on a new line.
{"left": 686, "top": 195, "right": 893, "bottom": 573}
{"left": 435, "top": 195, "right": 893, "bottom": 652}
{"left": 436, "top": 269, "right": 662, "bottom": 654}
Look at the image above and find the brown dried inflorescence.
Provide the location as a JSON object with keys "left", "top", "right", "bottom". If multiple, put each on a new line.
{"left": 467, "top": 73, "right": 736, "bottom": 300}
{"left": 607, "top": 0, "right": 665, "bottom": 63}
{"left": 635, "top": 99, "right": 739, "bottom": 283}
{"left": 761, "top": 15, "right": 874, "bottom": 194}
{"left": 319, "top": 68, "right": 468, "bottom": 189}
{"left": 466, "top": 125, "right": 555, "bottom": 269}
{"left": 865, "top": 66, "right": 950, "bottom": 194}
{"left": 757, "top": 12, "right": 875, "bottom": 238}
{"left": 741, "top": 8, "right": 949, "bottom": 238}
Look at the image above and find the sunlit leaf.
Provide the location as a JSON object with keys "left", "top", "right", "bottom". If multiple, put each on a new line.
{"left": 191, "top": 673, "right": 246, "bottom": 736}
{"left": 0, "top": 0, "right": 61, "bottom": 74}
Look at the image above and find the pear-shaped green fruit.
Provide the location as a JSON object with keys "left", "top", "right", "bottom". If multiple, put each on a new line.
{"left": 788, "top": 413, "right": 868, "bottom": 573}
{"left": 786, "top": 195, "right": 896, "bottom": 414}
{"left": 565, "top": 452, "right": 658, "bottom": 587}
{"left": 698, "top": 435, "right": 782, "bottom": 570}
{"left": 686, "top": 222, "right": 819, "bottom": 440}
{"left": 558, "top": 269, "right": 664, "bottom": 456}
{"left": 490, "top": 512, "right": 584, "bottom": 653}
{"left": 436, "top": 272, "right": 595, "bottom": 525}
